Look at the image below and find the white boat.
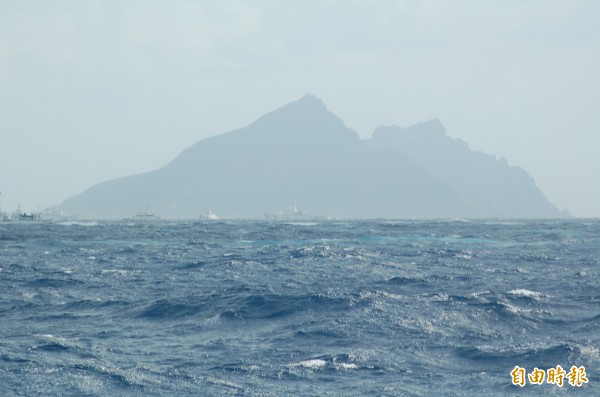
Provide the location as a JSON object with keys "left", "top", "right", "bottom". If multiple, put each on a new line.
{"left": 38, "top": 207, "right": 70, "bottom": 222}
{"left": 200, "top": 209, "right": 219, "bottom": 220}
{"left": 265, "top": 203, "right": 306, "bottom": 220}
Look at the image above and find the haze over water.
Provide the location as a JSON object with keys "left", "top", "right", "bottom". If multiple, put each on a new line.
{"left": 1, "top": 1, "right": 599, "bottom": 217}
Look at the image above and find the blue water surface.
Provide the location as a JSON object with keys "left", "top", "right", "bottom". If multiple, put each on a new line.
{"left": 1, "top": 219, "right": 599, "bottom": 396}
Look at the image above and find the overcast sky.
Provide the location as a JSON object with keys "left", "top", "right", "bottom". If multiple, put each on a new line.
{"left": 1, "top": 0, "right": 599, "bottom": 217}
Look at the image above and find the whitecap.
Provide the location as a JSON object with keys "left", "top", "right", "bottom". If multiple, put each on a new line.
{"left": 101, "top": 269, "right": 130, "bottom": 276}
{"left": 508, "top": 289, "right": 543, "bottom": 299}
{"left": 502, "top": 302, "right": 523, "bottom": 314}
{"left": 291, "top": 359, "right": 327, "bottom": 369}
{"left": 335, "top": 363, "right": 358, "bottom": 370}
{"left": 210, "top": 378, "right": 243, "bottom": 389}
{"left": 578, "top": 345, "right": 600, "bottom": 359}
{"left": 380, "top": 291, "right": 405, "bottom": 301}
{"left": 431, "top": 293, "right": 450, "bottom": 302}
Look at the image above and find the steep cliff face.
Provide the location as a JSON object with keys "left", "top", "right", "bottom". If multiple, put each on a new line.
{"left": 60, "top": 95, "right": 567, "bottom": 219}
{"left": 370, "top": 121, "right": 564, "bottom": 218}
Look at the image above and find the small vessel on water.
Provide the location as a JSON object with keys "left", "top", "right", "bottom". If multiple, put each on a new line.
{"left": 0, "top": 196, "right": 42, "bottom": 222}
{"left": 16, "top": 212, "right": 41, "bottom": 221}
{"left": 0, "top": 211, "right": 42, "bottom": 222}
{"left": 281, "top": 203, "right": 305, "bottom": 219}
{"left": 132, "top": 206, "right": 160, "bottom": 221}
{"left": 8, "top": 205, "right": 42, "bottom": 222}
{"left": 38, "top": 207, "right": 69, "bottom": 222}
{"left": 200, "top": 209, "right": 219, "bottom": 220}
{"left": 264, "top": 203, "right": 307, "bottom": 220}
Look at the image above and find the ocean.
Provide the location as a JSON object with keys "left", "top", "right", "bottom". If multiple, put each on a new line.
{"left": 1, "top": 219, "right": 598, "bottom": 396}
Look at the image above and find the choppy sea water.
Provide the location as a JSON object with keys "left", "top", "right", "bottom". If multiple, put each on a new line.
{"left": 1, "top": 219, "right": 598, "bottom": 396}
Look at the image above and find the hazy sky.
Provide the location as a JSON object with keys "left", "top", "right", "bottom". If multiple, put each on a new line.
{"left": 1, "top": 0, "right": 599, "bottom": 217}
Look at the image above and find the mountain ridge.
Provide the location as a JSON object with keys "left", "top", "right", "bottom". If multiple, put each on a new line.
{"left": 59, "top": 95, "right": 568, "bottom": 219}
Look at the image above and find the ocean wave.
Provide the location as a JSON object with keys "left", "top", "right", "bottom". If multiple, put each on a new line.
{"left": 26, "top": 277, "right": 82, "bottom": 289}
{"left": 507, "top": 288, "right": 546, "bottom": 301}
{"left": 283, "top": 222, "right": 320, "bottom": 226}
{"left": 137, "top": 292, "right": 352, "bottom": 321}
{"left": 290, "top": 358, "right": 328, "bottom": 370}
{"left": 385, "top": 276, "right": 429, "bottom": 287}
{"left": 287, "top": 354, "right": 362, "bottom": 373}
{"left": 2, "top": 220, "right": 600, "bottom": 394}
{"left": 57, "top": 221, "right": 99, "bottom": 227}
{"left": 456, "top": 343, "right": 578, "bottom": 368}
